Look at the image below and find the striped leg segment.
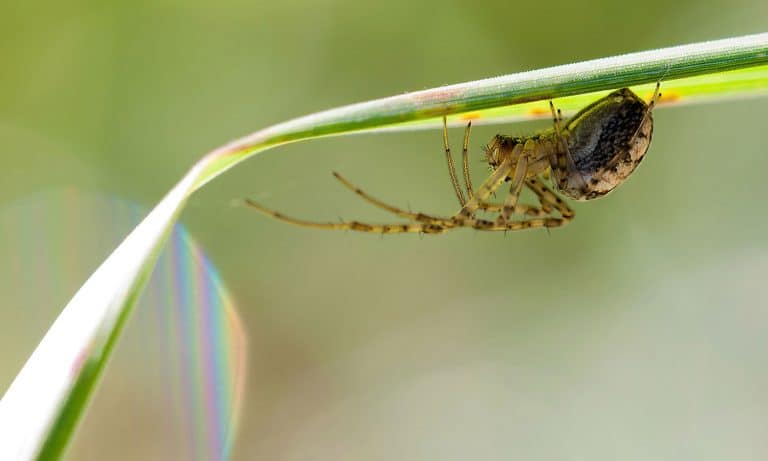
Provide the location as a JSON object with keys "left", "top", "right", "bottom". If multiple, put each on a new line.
{"left": 442, "top": 116, "right": 467, "bottom": 206}
{"left": 330, "top": 171, "right": 444, "bottom": 225}
{"left": 461, "top": 121, "right": 475, "bottom": 200}
{"left": 244, "top": 199, "right": 449, "bottom": 234}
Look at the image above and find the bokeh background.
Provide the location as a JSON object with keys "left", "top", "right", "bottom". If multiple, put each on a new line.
{"left": 2, "top": 1, "right": 768, "bottom": 460}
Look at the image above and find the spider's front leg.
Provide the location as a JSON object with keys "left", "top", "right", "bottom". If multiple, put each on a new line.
{"left": 452, "top": 158, "right": 514, "bottom": 221}
{"left": 479, "top": 175, "right": 574, "bottom": 231}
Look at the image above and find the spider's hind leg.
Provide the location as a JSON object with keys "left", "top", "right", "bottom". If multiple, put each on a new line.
{"left": 636, "top": 81, "right": 662, "bottom": 134}
{"left": 244, "top": 199, "right": 449, "bottom": 234}
{"left": 549, "top": 100, "right": 587, "bottom": 192}
{"left": 527, "top": 175, "right": 574, "bottom": 222}
{"left": 331, "top": 171, "right": 446, "bottom": 225}
{"left": 244, "top": 169, "right": 462, "bottom": 234}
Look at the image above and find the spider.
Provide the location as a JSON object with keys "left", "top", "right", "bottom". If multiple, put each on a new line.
{"left": 246, "top": 84, "right": 662, "bottom": 235}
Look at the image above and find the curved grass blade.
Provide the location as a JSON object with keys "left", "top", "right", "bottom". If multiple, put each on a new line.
{"left": 0, "top": 190, "right": 247, "bottom": 459}
{"left": 0, "top": 32, "right": 766, "bottom": 460}
{"left": 410, "top": 64, "right": 768, "bottom": 130}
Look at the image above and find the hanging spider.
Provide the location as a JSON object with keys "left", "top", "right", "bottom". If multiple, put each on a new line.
{"left": 246, "top": 83, "right": 662, "bottom": 234}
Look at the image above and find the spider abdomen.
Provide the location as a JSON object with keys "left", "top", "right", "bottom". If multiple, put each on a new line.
{"left": 553, "top": 88, "right": 654, "bottom": 201}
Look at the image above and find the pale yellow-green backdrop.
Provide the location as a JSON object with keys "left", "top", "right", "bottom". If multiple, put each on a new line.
{"left": 2, "top": 0, "right": 768, "bottom": 459}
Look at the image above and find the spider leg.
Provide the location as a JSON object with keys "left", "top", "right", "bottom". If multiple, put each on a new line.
{"left": 244, "top": 199, "right": 450, "bottom": 234}
{"left": 497, "top": 140, "right": 533, "bottom": 224}
{"left": 475, "top": 175, "right": 569, "bottom": 218}
{"left": 549, "top": 100, "right": 588, "bottom": 192}
{"left": 454, "top": 158, "right": 514, "bottom": 221}
{"left": 330, "top": 171, "right": 444, "bottom": 224}
{"left": 467, "top": 179, "right": 573, "bottom": 232}
{"left": 634, "top": 81, "right": 661, "bottom": 139}
{"left": 526, "top": 175, "right": 574, "bottom": 221}
{"left": 648, "top": 81, "right": 662, "bottom": 110}
{"left": 244, "top": 159, "right": 513, "bottom": 235}
{"left": 477, "top": 201, "right": 548, "bottom": 217}
{"left": 477, "top": 217, "right": 571, "bottom": 232}
{"left": 461, "top": 121, "right": 475, "bottom": 200}
{"left": 244, "top": 159, "right": 572, "bottom": 235}
{"left": 442, "top": 116, "right": 467, "bottom": 206}
{"left": 465, "top": 174, "right": 574, "bottom": 232}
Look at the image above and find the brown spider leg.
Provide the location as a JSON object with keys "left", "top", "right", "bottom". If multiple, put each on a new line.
{"left": 246, "top": 158, "right": 519, "bottom": 235}
{"left": 478, "top": 175, "right": 570, "bottom": 217}
{"left": 479, "top": 217, "right": 571, "bottom": 232}
{"left": 497, "top": 141, "right": 533, "bottom": 224}
{"left": 477, "top": 201, "right": 548, "bottom": 217}
{"left": 549, "top": 100, "right": 587, "bottom": 191}
{"left": 330, "top": 171, "right": 444, "bottom": 224}
{"left": 470, "top": 177, "right": 574, "bottom": 232}
{"left": 635, "top": 81, "right": 661, "bottom": 138}
{"left": 472, "top": 149, "right": 553, "bottom": 218}
{"left": 461, "top": 121, "right": 475, "bottom": 200}
{"left": 453, "top": 158, "right": 514, "bottom": 222}
{"left": 464, "top": 175, "right": 574, "bottom": 232}
{"left": 526, "top": 175, "right": 574, "bottom": 221}
{"left": 442, "top": 116, "right": 467, "bottom": 206}
{"left": 244, "top": 199, "right": 449, "bottom": 234}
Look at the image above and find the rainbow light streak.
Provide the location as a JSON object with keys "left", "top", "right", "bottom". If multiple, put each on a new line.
{"left": 0, "top": 190, "right": 247, "bottom": 459}
{"left": 156, "top": 227, "right": 247, "bottom": 460}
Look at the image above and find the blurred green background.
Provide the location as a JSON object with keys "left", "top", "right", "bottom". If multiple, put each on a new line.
{"left": 2, "top": 0, "right": 768, "bottom": 459}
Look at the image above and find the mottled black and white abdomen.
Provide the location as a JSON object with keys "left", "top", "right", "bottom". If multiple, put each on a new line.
{"left": 552, "top": 88, "right": 654, "bottom": 201}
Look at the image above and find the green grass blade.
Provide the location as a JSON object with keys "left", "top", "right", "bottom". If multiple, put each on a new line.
{"left": 394, "top": 64, "right": 768, "bottom": 130}
{"left": 0, "top": 32, "right": 766, "bottom": 460}
{"left": 0, "top": 168, "right": 202, "bottom": 460}
{"left": 193, "top": 32, "right": 768, "bottom": 189}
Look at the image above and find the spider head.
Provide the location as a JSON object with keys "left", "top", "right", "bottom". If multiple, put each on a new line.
{"left": 483, "top": 134, "right": 525, "bottom": 169}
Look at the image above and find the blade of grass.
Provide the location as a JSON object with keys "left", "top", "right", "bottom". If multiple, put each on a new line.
{"left": 1, "top": 32, "right": 766, "bottom": 460}
{"left": 397, "top": 64, "right": 768, "bottom": 130}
